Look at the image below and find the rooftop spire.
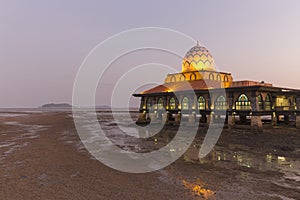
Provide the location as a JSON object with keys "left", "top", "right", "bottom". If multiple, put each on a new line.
{"left": 196, "top": 40, "right": 199, "bottom": 46}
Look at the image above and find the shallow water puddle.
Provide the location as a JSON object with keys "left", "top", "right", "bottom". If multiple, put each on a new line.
{"left": 0, "top": 119, "right": 50, "bottom": 162}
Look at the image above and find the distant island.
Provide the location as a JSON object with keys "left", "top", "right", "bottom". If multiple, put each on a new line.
{"left": 41, "top": 103, "right": 73, "bottom": 109}
{"left": 39, "top": 104, "right": 139, "bottom": 111}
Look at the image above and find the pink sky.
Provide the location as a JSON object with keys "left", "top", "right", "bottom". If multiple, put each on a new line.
{"left": 1, "top": 0, "right": 300, "bottom": 108}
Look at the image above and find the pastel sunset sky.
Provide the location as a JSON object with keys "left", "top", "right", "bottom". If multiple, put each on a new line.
{"left": 1, "top": 0, "right": 300, "bottom": 107}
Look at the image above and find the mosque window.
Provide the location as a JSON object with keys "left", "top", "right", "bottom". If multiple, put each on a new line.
{"left": 235, "top": 94, "right": 251, "bottom": 110}
{"left": 217, "top": 74, "right": 221, "bottom": 81}
{"left": 170, "top": 76, "right": 176, "bottom": 83}
{"left": 158, "top": 98, "right": 164, "bottom": 110}
{"left": 190, "top": 73, "right": 196, "bottom": 81}
{"left": 146, "top": 99, "right": 151, "bottom": 110}
{"left": 265, "top": 94, "right": 271, "bottom": 110}
{"left": 180, "top": 74, "right": 186, "bottom": 81}
{"left": 169, "top": 97, "right": 176, "bottom": 110}
{"left": 182, "top": 97, "right": 189, "bottom": 110}
{"left": 209, "top": 73, "right": 214, "bottom": 80}
{"left": 198, "top": 96, "right": 206, "bottom": 110}
{"left": 215, "top": 95, "right": 227, "bottom": 110}
{"left": 224, "top": 75, "right": 229, "bottom": 82}
{"left": 258, "top": 94, "right": 264, "bottom": 110}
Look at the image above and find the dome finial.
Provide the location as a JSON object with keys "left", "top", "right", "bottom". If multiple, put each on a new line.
{"left": 196, "top": 40, "right": 199, "bottom": 46}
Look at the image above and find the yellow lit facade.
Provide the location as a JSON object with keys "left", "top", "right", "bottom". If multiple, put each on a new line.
{"left": 134, "top": 43, "right": 300, "bottom": 129}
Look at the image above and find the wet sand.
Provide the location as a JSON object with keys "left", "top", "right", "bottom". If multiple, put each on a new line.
{"left": 0, "top": 111, "right": 299, "bottom": 200}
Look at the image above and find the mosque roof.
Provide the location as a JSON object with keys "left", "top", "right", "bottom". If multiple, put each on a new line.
{"left": 141, "top": 80, "right": 221, "bottom": 94}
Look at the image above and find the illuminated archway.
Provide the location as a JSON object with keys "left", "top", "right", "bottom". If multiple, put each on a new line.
{"left": 157, "top": 98, "right": 164, "bottom": 110}
{"left": 170, "top": 75, "right": 176, "bottom": 83}
{"left": 235, "top": 94, "right": 251, "bottom": 110}
{"left": 223, "top": 75, "right": 229, "bottom": 82}
{"left": 146, "top": 98, "right": 151, "bottom": 110}
{"left": 215, "top": 95, "right": 227, "bottom": 110}
{"left": 258, "top": 94, "right": 263, "bottom": 110}
{"left": 265, "top": 94, "right": 271, "bottom": 110}
{"left": 169, "top": 97, "right": 176, "bottom": 110}
{"left": 198, "top": 96, "right": 206, "bottom": 110}
{"left": 217, "top": 74, "right": 221, "bottom": 81}
{"left": 182, "top": 97, "right": 189, "bottom": 110}
{"left": 190, "top": 73, "right": 196, "bottom": 81}
{"left": 180, "top": 74, "right": 186, "bottom": 81}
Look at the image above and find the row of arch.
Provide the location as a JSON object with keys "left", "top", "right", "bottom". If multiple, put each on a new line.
{"left": 258, "top": 94, "right": 272, "bottom": 110}
{"left": 146, "top": 93, "right": 273, "bottom": 111}
{"left": 169, "top": 73, "right": 229, "bottom": 82}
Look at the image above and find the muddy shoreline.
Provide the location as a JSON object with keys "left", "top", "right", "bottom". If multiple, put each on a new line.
{"left": 0, "top": 111, "right": 299, "bottom": 199}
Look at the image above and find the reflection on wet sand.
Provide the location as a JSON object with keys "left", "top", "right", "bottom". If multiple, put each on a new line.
{"left": 98, "top": 113, "right": 300, "bottom": 198}
{"left": 180, "top": 137, "right": 299, "bottom": 171}
{"left": 182, "top": 179, "right": 215, "bottom": 199}
{"left": 51, "top": 111, "right": 300, "bottom": 199}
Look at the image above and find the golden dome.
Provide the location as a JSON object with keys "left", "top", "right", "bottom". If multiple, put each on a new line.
{"left": 182, "top": 43, "right": 215, "bottom": 72}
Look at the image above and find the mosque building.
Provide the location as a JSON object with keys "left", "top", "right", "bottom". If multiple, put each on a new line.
{"left": 133, "top": 43, "right": 300, "bottom": 128}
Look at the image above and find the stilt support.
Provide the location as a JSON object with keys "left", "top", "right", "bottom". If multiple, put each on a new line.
{"left": 188, "top": 112, "right": 196, "bottom": 125}
{"left": 136, "top": 112, "right": 147, "bottom": 124}
{"left": 174, "top": 112, "right": 181, "bottom": 125}
{"left": 296, "top": 115, "right": 300, "bottom": 128}
{"left": 228, "top": 115, "right": 235, "bottom": 129}
{"left": 271, "top": 112, "right": 277, "bottom": 126}
{"left": 251, "top": 116, "right": 263, "bottom": 129}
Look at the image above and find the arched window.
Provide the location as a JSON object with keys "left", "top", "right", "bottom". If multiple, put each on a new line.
{"left": 190, "top": 73, "right": 196, "bottom": 81}
{"left": 146, "top": 99, "right": 151, "bottom": 110}
{"left": 223, "top": 75, "right": 229, "bottom": 82}
{"left": 182, "top": 97, "right": 189, "bottom": 110}
{"left": 235, "top": 94, "right": 251, "bottom": 110}
{"left": 170, "top": 76, "right": 176, "bottom": 83}
{"left": 180, "top": 74, "right": 186, "bottom": 81}
{"left": 265, "top": 94, "right": 271, "bottom": 110}
{"left": 169, "top": 97, "right": 176, "bottom": 110}
{"left": 217, "top": 74, "right": 221, "bottom": 81}
{"left": 158, "top": 98, "right": 164, "bottom": 110}
{"left": 215, "top": 95, "right": 227, "bottom": 110}
{"left": 209, "top": 73, "right": 214, "bottom": 80}
{"left": 198, "top": 96, "right": 206, "bottom": 110}
{"left": 258, "top": 94, "right": 264, "bottom": 110}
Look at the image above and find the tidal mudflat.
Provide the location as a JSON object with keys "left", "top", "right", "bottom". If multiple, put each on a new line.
{"left": 0, "top": 110, "right": 299, "bottom": 200}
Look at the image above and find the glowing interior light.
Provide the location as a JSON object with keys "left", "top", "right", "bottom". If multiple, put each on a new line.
{"left": 278, "top": 156, "right": 286, "bottom": 162}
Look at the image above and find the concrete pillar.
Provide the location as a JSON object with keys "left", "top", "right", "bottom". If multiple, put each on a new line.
{"left": 200, "top": 115, "right": 207, "bottom": 123}
{"left": 137, "top": 112, "right": 147, "bottom": 124}
{"left": 296, "top": 115, "right": 300, "bottom": 128}
{"left": 251, "top": 116, "right": 263, "bottom": 129}
{"left": 228, "top": 115, "right": 235, "bottom": 129}
{"left": 162, "top": 113, "right": 168, "bottom": 125}
{"left": 206, "top": 114, "right": 213, "bottom": 125}
{"left": 240, "top": 115, "right": 247, "bottom": 124}
{"left": 188, "top": 112, "right": 196, "bottom": 125}
{"left": 174, "top": 112, "right": 181, "bottom": 125}
{"left": 284, "top": 115, "right": 290, "bottom": 124}
{"left": 271, "top": 112, "right": 277, "bottom": 126}
{"left": 149, "top": 112, "right": 157, "bottom": 123}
